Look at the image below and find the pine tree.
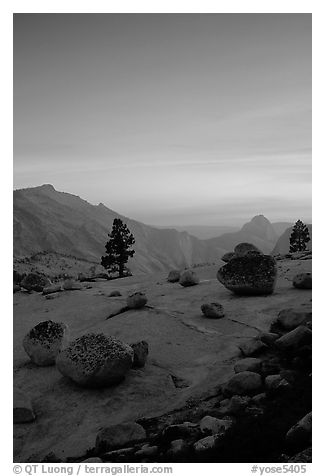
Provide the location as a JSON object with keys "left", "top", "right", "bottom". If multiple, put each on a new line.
{"left": 289, "top": 220, "right": 310, "bottom": 252}
{"left": 101, "top": 218, "right": 135, "bottom": 277}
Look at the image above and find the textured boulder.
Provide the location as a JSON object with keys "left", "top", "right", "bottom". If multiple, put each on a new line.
{"left": 63, "top": 279, "right": 82, "bottom": 291}
{"left": 277, "top": 309, "right": 312, "bottom": 331}
{"left": 201, "top": 302, "right": 225, "bottom": 319}
{"left": 234, "top": 243, "right": 262, "bottom": 257}
{"left": 234, "top": 357, "right": 262, "bottom": 373}
{"left": 259, "top": 332, "right": 279, "bottom": 345}
{"left": 42, "top": 284, "right": 62, "bottom": 295}
{"left": 275, "top": 326, "right": 312, "bottom": 352}
{"left": 13, "top": 388, "right": 36, "bottom": 423}
{"left": 20, "top": 273, "right": 51, "bottom": 292}
{"left": 167, "top": 270, "right": 181, "bottom": 283}
{"left": 56, "top": 333, "right": 133, "bottom": 387}
{"left": 126, "top": 292, "right": 147, "bottom": 309}
{"left": 225, "top": 371, "right": 263, "bottom": 396}
{"left": 95, "top": 422, "right": 146, "bottom": 452}
{"left": 221, "top": 252, "right": 235, "bottom": 263}
{"left": 130, "top": 340, "right": 149, "bottom": 368}
{"left": 23, "top": 320, "right": 69, "bottom": 366}
{"left": 293, "top": 273, "right": 312, "bottom": 290}
{"left": 179, "top": 270, "right": 200, "bottom": 287}
{"left": 217, "top": 255, "right": 277, "bottom": 295}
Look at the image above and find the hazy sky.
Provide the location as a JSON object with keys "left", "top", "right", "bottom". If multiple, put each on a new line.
{"left": 14, "top": 13, "right": 311, "bottom": 226}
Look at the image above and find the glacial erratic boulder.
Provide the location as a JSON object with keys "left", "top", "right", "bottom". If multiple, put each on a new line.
{"left": 23, "top": 320, "right": 69, "bottom": 366}
{"left": 217, "top": 255, "right": 277, "bottom": 295}
{"left": 201, "top": 303, "right": 225, "bottom": 319}
{"left": 167, "top": 270, "right": 181, "bottom": 283}
{"left": 126, "top": 292, "right": 148, "bottom": 309}
{"left": 293, "top": 273, "right": 312, "bottom": 290}
{"left": 179, "top": 270, "right": 200, "bottom": 287}
{"left": 20, "top": 273, "right": 51, "bottom": 292}
{"left": 275, "top": 326, "right": 312, "bottom": 352}
{"left": 56, "top": 333, "right": 133, "bottom": 387}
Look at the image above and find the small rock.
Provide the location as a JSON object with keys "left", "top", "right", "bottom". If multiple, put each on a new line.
{"left": 13, "top": 284, "right": 21, "bottom": 293}
{"left": 221, "top": 252, "right": 235, "bottom": 263}
{"left": 234, "top": 358, "right": 262, "bottom": 373}
{"left": 293, "top": 273, "right": 312, "bottom": 290}
{"left": 109, "top": 291, "right": 122, "bottom": 297}
{"left": 238, "top": 338, "right": 267, "bottom": 357}
{"left": 81, "top": 457, "right": 103, "bottom": 463}
{"left": 130, "top": 341, "right": 149, "bottom": 368}
{"left": 193, "top": 432, "right": 226, "bottom": 455}
{"left": 63, "top": 279, "right": 82, "bottom": 291}
{"left": 201, "top": 303, "right": 225, "bottom": 319}
{"left": 218, "top": 395, "right": 250, "bottom": 415}
{"left": 260, "top": 357, "right": 281, "bottom": 376}
{"left": 127, "top": 292, "right": 148, "bottom": 309}
{"left": 23, "top": 320, "right": 69, "bottom": 366}
{"left": 288, "top": 447, "right": 312, "bottom": 463}
{"left": 102, "top": 447, "right": 135, "bottom": 462}
{"left": 199, "top": 415, "right": 233, "bottom": 435}
{"left": 42, "top": 284, "right": 62, "bottom": 295}
{"left": 96, "top": 422, "right": 146, "bottom": 453}
{"left": 167, "top": 270, "right": 181, "bottom": 283}
{"left": 259, "top": 332, "right": 279, "bottom": 345}
{"left": 225, "top": 371, "right": 263, "bottom": 396}
{"left": 57, "top": 333, "right": 134, "bottom": 387}
{"left": 134, "top": 445, "right": 158, "bottom": 459}
{"left": 21, "top": 273, "right": 51, "bottom": 292}
{"left": 275, "top": 326, "right": 312, "bottom": 351}
{"left": 265, "top": 374, "right": 283, "bottom": 391}
{"left": 45, "top": 292, "right": 60, "bottom": 300}
{"left": 166, "top": 439, "right": 189, "bottom": 461}
{"left": 251, "top": 393, "right": 267, "bottom": 405}
{"left": 162, "top": 422, "right": 199, "bottom": 442}
{"left": 13, "top": 388, "right": 36, "bottom": 423}
{"left": 277, "top": 309, "right": 312, "bottom": 331}
{"left": 286, "top": 412, "right": 312, "bottom": 453}
{"left": 179, "top": 270, "right": 200, "bottom": 287}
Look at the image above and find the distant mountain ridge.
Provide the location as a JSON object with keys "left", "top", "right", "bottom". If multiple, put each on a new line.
{"left": 13, "top": 185, "right": 302, "bottom": 274}
{"left": 14, "top": 185, "right": 226, "bottom": 274}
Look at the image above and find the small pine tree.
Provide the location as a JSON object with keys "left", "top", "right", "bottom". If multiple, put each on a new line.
{"left": 289, "top": 220, "right": 310, "bottom": 252}
{"left": 101, "top": 218, "right": 135, "bottom": 277}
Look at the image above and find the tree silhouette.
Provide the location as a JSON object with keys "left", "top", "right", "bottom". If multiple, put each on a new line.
{"left": 101, "top": 218, "right": 135, "bottom": 277}
{"left": 289, "top": 220, "right": 310, "bottom": 252}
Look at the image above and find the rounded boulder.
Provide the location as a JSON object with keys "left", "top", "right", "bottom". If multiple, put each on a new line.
{"left": 56, "top": 333, "right": 134, "bottom": 387}
{"left": 23, "top": 320, "right": 70, "bottom": 366}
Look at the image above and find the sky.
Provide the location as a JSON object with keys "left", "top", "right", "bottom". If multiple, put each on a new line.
{"left": 13, "top": 13, "right": 311, "bottom": 226}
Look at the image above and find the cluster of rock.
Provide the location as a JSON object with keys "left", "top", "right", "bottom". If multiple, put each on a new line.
{"left": 218, "top": 243, "right": 277, "bottom": 296}
{"left": 80, "top": 302, "right": 311, "bottom": 464}
{"left": 167, "top": 269, "right": 200, "bottom": 287}
{"left": 15, "top": 321, "right": 149, "bottom": 423}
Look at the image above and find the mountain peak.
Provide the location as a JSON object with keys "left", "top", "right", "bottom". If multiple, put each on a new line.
{"left": 39, "top": 184, "right": 56, "bottom": 191}
{"left": 250, "top": 214, "right": 270, "bottom": 224}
